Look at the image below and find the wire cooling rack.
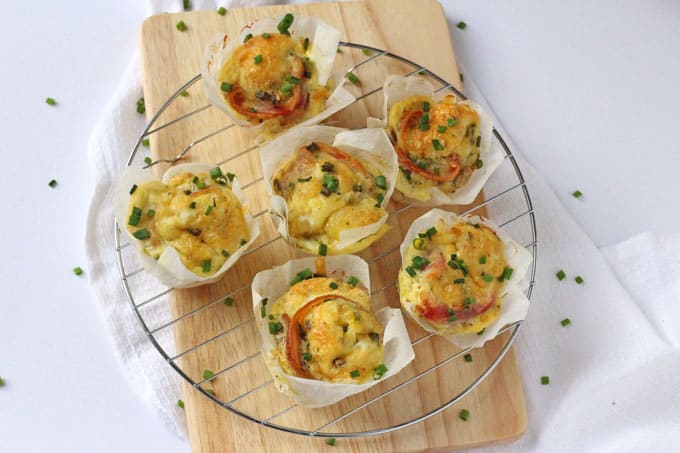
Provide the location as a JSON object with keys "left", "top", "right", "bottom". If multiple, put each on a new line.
{"left": 115, "top": 42, "right": 537, "bottom": 438}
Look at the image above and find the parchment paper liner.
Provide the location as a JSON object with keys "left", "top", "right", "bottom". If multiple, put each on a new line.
{"left": 114, "top": 163, "right": 260, "bottom": 289}
{"left": 201, "top": 14, "right": 355, "bottom": 138}
{"left": 259, "top": 125, "right": 399, "bottom": 255}
{"left": 367, "top": 75, "right": 503, "bottom": 206}
{"left": 398, "top": 208, "right": 532, "bottom": 348}
{"left": 252, "top": 255, "right": 415, "bottom": 407}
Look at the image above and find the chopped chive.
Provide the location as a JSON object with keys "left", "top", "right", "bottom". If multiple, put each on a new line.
{"left": 412, "top": 237, "right": 425, "bottom": 250}
{"left": 302, "top": 352, "right": 312, "bottom": 362}
{"left": 217, "top": 6, "right": 226, "bottom": 15}
{"left": 412, "top": 256, "right": 430, "bottom": 270}
{"left": 73, "top": 266, "right": 84, "bottom": 276}
{"left": 405, "top": 266, "right": 417, "bottom": 277}
{"left": 483, "top": 274, "right": 494, "bottom": 282}
{"left": 285, "top": 74, "right": 301, "bottom": 85}
{"left": 45, "top": 97, "right": 57, "bottom": 106}
{"left": 183, "top": 0, "right": 191, "bottom": 10}
{"left": 306, "top": 142, "right": 319, "bottom": 151}
{"left": 260, "top": 298, "right": 268, "bottom": 318}
{"left": 303, "top": 37, "right": 309, "bottom": 51}
{"left": 326, "top": 438, "right": 336, "bottom": 446}
{"left": 136, "top": 97, "right": 145, "bottom": 114}
{"left": 277, "top": 13, "right": 294, "bottom": 35}
{"left": 476, "top": 135, "right": 481, "bottom": 147}
{"left": 346, "top": 72, "right": 360, "bottom": 85}
{"left": 189, "top": 201, "right": 196, "bottom": 209}
{"left": 479, "top": 256, "right": 487, "bottom": 264}
{"left": 336, "top": 47, "right": 343, "bottom": 53}
{"left": 204, "top": 205, "right": 213, "bottom": 215}
{"left": 220, "top": 81, "right": 233, "bottom": 93}
{"left": 129, "top": 184, "right": 138, "bottom": 195}
{"left": 280, "top": 81, "right": 294, "bottom": 96}
{"left": 297, "top": 176, "right": 312, "bottom": 182}
{"left": 422, "top": 101, "right": 430, "bottom": 112}
{"left": 254, "top": 54, "right": 263, "bottom": 64}
{"left": 290, "top": 268, "right": 313, "bottom": 286}
{"left": 226, "top": 172, "right": 235, "bottom": 182}
{"left": 561, "top": 318, "right": 571, "bottom": 327}
{"left": 329, "top": 281, "right": 339, "bottom": 290}
{"left": 477, "top": 328, "right": 485, "bottom": 336}
{"left": 177, "top": 400, "right": 185, "bottom": 409}
{"left": 209, "top": 167, "right": 223, "bottom": 180}
{"left": 269, "top": 321, "right": 283, "bottom": 335}
{"left": 375, "top": 193, "right": 384, "bottom": 208}
{"left": 501, "top": 266, "right": 514, "bottom": 281}
{"left": 459, "top": 409, "right": 470, "bottom": 421}
{"left": 375, "top": 175, "right": 387, "bottom": 190}
{"left": 425, "top": 226, "right": 437, "bottom": 238}
{"left": 147, "top": 209, "right": 155, "bottom": 217}
{"left": 243, "top": 33, "right": 253, "bottom": 43}
{"left": 437, "top": 125, "right": 447, "bottom": 133}
{"left": 453, "top": 278, "right": 465, "bottom": 284}
{"left": 224, "top": 297, "right": 234, "bottom": 306}
{"left": 373, "top": 363, "right": 388, "bottom": 379}
{"left": 419, "top": 112, "right": 430, "bottom": 131}
{"left": 556, "top": 270, "right": 566, "bottom": 281}
{"left": 447, "top": 118, "right": 457, "bottom": 127}
{"left": 349, "top": 370, "right": 360, "bottom": 378}
{"left": 205, "top": 389, "right": 216, "bottom": 396}
{"left": 128, "top": 206, "right": 142, "bottom": 226}
{"left": 133, "top": 228, "right": 150, "bottom": 240}
{"left": 262, "top": 32, "right": 270, "bottom": 39}
{"left": 447, "top": 260, "right": 459, "bottom": 270}
{"left": 221, "top": 250, "right": 229, "bottom": 258}
{"left": 48, "top": 179, "right": 58, "bottom": 188}
{"left": 192, "top": 176, "right": 199, "bottom": 184}
{"left": 464, "top": 353, "right": 472, "bottom": 362}
{"left": 541, "top": 376, "right": 550, "bottom": 385}
{"left": 203, "top": 369, "right": 214, "bottom": 380}
{"left": 142, "top": 138, "right": 150, "bottom": 147}
{"left": 362, "top": 48, "right": 373, "bottom": 56}
{"left": 176, "top": 20, "right": 187, "bottom": 32}
{"left": 321, "top": 161, "right": 334, "bottom": 173}
{"left": 0, "top": 376, "right": 4, "bottom": 386}
{"left": 575, "top": 276, "right": 584, "bottom": 284}
{"left": 460, "top": 73, "right": 464, "bottom": 82}
{"left": 318, "top": 243, "right": 328, "bottom": 256}
{"left": 572, "top": 190, "right": 583, "bottom": 198}
{"left": 240, "top": 238, "right": 247, "bottom": 246}
{"left": 197, "top": 180, "right": 206, "bottom": 190}
{"left": 476, "top": 159, "right": 484, "bottom": 169}
{"left": 448, "top": 308, "right": 457, "bottom": 322}
{"left": 144, "top": 157, "right": 152, "bottom": 165}
{"left": 347, "top": 275, "right": 359, "bottom": 286}
{"left": 457, "top": 21, "right": 467, "bottom": 30}
{"left": 202, "top": 259, "right": 211, "bottom": 273}
{"left": 464, "top": 297, "right": 474, "bottom": 306}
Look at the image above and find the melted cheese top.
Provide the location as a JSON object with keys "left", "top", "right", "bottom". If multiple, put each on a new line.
{"left": 387, "top": 94, "right": 481, "bottom": 202}
{"left": 398, "top": 219, "right": 507, "bottom": 335}
{"left": 272, "top": 142, "right": 389, "bottom": 254}
{"left": 269, "top": 277, "right": 385, "bottom": 383}
{"left": 125, "top": 171, "right": 250, "bottom": 276}
{"left": 219, "top": 33, "right": 332, "bottom": 132}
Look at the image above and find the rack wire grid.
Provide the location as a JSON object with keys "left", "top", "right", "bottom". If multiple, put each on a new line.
{"left": 115, "top": 42, "right": 538, "bottom": 438}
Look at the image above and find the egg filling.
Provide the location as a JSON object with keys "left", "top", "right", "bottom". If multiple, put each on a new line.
{"left": 387, "top": 94, "right": 481, "bottom": 202}
{"left": 219, "top": 32, "right": 332, "bottom": 127}
{"left": 267, "top": 275, "right": 385, "bottom": 383}
{"left": 125, "top": 170, "right": 250, "bottom": 276}
{"left": 398, "top": 218, "right": 512, "bottom": 335}
{"left": 271, "top": 141, "right": 389, "bottom": 254}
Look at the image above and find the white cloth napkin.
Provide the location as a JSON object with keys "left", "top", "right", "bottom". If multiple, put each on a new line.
{"left": 85, "top": 0, "right": 680, "bottom": 449}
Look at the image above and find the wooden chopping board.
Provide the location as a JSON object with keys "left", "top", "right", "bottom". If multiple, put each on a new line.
{"left": 138, "top": 0, "right": 526, "bottom": 451}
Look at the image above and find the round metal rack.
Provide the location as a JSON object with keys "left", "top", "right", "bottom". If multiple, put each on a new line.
{"left": 115, "top": 42, "right": 537, "bottom": 438}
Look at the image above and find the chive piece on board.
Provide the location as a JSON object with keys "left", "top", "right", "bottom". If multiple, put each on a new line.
{"left": 459, "top": 409, "right": 470, "bottom": 421}
{"left": 73, "top": 267, "right": 84, "bottom": 276}
{"left": 561, "top": 318, "right": 571, "bottom": 327}
{"left": 541, "top": 375, "right": 550, "bottom": 385}
{"left": 45, "top": 97, "right": 57, "bottom": 106}
{"left": 217, "top": 6, "right": 226, "bottom": 15}
{"left": 556, "top": 270, "right": 566, "bottom": 281}
{"left": 575, "top": 276, "right": 584, "bottom": 284}
{"left": 176, "top": 20, "right": 187, "bottom": 32}
{"left": 457, "top": 21, "right": 467, "bottom": 30}
{"left": 346, "top": 72, "right": 360, "bottom": 85}
{"left": 48, "top": 179, "right": 58, "bottom": 188}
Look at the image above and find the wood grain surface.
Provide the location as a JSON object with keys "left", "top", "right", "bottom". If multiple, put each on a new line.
{"left": 138, "top": 0, "right": 526, "bottom": 451}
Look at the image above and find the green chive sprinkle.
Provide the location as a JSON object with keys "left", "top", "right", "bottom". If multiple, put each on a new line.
{"left": 483, "top": 274, "right": 494, "bottom": 282}
{"left": 556, "top": 270, "right": 566, "bottom": 281}
{"left": 221, "top": 250, "right": 229, "bottom": 258}
{"left": 453, "top": 278, "right": 465, "bottom": 284}
{"left": 541, "top": 376, "right": 550, "bottom": 385}
{"left": 224, "top": 297, "right": 234, "bottom": 306}
{"left": 346, "top": 72, "right": 360, "bottom": 85}
{"left": 575, "top": 276, "right": 584, "bottom": 284}
{"left": 177, "top": 400, "right": 185, "bottom": 409}
{"left": 128, "top": 206, "right": 142, "bottom": 226}
{"left": 204, "top": 205, "right": 213, "bottom": 215}
{"left": 48, "top": 179, "right": 58, "bottom": 188}
{"left": 226, "top": 172, "right": 235, "bottom": 182}
{"left": 290, "top": 268, "right": 313, "bottom": 286}
{"left": 477, "top": 328, "right": 485, "bottom": 336}
{"left": 260, "top": 298, "right": 268, "bottom": 318}
{"left": 422, "top": 101, "right": 430, "bottom": 112}
{"left": 501, "top": 267, "right": 514, "bottom": 281}
{"left": 318, "top": 243, "right": 328, "bottom": 256}
{"left": 254, "top": 54, "right": 263, "bottom": 64}
{"left": 136, "top": 98, "right": 145, "bottom": 115}
{"left": 464, "top": 297, "right": 475, "bottom": 306}
{"left": 464, "top": 353, "right": 472, "bottom": 362}
{"left": 203, "top": 369, "right": 214, "bottom": 380}
{"left": 476, "top": 135, "right": 481, "bottom": 147}
{"left": 375, "top": 193, "right": 384, "bottom": 208}
{"left": 129, "top": 184, "right": 138, "bottom": 195}
{"left": 209, "top": 167, "right": 222, "bottom": 180}
{"left": 460, "top": 73, "right": 464, "bottom": 82}
{"left": 375, "top": 175, "right": 387, "bottom": 190}
{"left": 362, "top": 48, "right": 373, "bottom": 56}
{"left": 205, "top": 389, "right": 215, "bottom": 396}
{"left": 297, "top": 176, "right": 312, "bottom": 182}
{"left": 262, "top": 32, "right": 270, "bottom": 39}
{"left": 419, "top": 112, "right": 430, "bottom": 131}
{"left": 141, "top": 139, "right": 150, "bottom": 148}
{"left": 437, "top": 125, "right": 447, "bottom": 133}
{"left": 302, "top": 352, "right": 312, "bottom": 362}
{"left": 347, "top": 276, "right": 359, "bottom": 286}
{"left": 413, "top": 237, "right": 425, "bottom": 250}
{"left": 459, "top": 409, "right": 470, "bottom": 421}
{"left": 133, "top": 229, "right": 150, "bottom": 240}
{"left": 350, "top": 370, "right": 360, "bottom": 378}
{"left": 197, "top": 180, "right": 206, "bottom": 190}
{"left": 220, "top": 81, "right": 233, "bottom": 93}
{"left": 176, "top": 20, "right": 187, "bottom": 32}
{"left": 405, "top": 266, "right": 417, "bottom": 277}
{"left": 144, "top": 157, "right": 152, "bottom": 165}
{"left": 202, "top": 259, "right": 211, "bottom": 273}
{"left": 326, "top": 438, "right": 336, "bottom": 446}
{"left": 561, "top": 318, "right": 571, "bottom": 327}
{"left": 240, "top": 238, "right": 247, "bottom": 246}
{"left": 217, "top": 6, "right": 226, "bottom": 15}
{"left": 479, "top": 256, "right": 487, "bottom": 264}
{"left": 73, "top": 267, "right": 84, "bottom": 276}
{"left": 0, "top": 376, "right": 5, "bottom": 386}
{"left": 183, "top": 0, "right": 191, "bottom": 10}
{"left": 329, "top": 281, "right": 339, "bottom": 290}
{"left": 432, "top": 139, "right": 444, "bottom": 151}
{"left": 447, "top": 117, "right": 457, "bottom": 127}
{"left": 277, "top": 13, "right": 294, "bottom": 35}
{"left": 457, "top": 21, "right": 467, "bottom": 30}
{"left": 448, "top": 308, "right": 457, "bottom": 322}
{"left": 45, "top": 97, "right": 57, "bottom": 106}
{"left": 373, "top": 363, "right": 388, "bottom": 379}
{"left": 269, "top": 321, "right": 283, "bottom": 335}
{"left": 303, "top": 37, "right": 309, "bottom": 51}
{"left": 189, "top": 201, "right": 196, "bottom": 209}
{"left": 476, "top": 159, "right": 484, "bottom": 169}
{"left": 572, "top": 190, "right": 583, "bottom": 198}
{"left": 412, "top": 255, "right": 430, "bottom": 270}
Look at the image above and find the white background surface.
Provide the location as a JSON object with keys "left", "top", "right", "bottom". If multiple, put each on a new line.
{"left": 1, "top": 1, "right": 678, "bottom": 452}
